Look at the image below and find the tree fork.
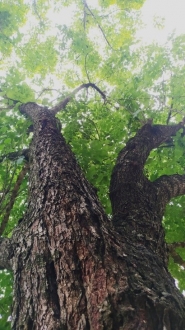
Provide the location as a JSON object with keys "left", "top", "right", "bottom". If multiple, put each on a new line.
{"left": 6, "top": 103, "right": 185, "bottom": 329}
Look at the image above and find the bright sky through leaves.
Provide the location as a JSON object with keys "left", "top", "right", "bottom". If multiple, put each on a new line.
{"left": 47, "top": 0, "right": 185, "bottom": 45}
{"left": 140, "top": 0, "right": 185, "bottom": 43}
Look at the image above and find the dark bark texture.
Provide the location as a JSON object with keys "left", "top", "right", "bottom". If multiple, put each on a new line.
{"left": 9, "top": 103, "right": 185, "bottom": 329}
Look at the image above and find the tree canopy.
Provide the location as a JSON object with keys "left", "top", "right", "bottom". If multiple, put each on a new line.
{"left": 1, "top": 0, "right": 185, "bottom": 328}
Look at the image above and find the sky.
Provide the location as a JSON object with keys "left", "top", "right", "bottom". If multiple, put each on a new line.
{"left": 47, "top": 0, "right": 185, "bottom": 46}
{"left": 140, "top": 0, "right": 185, "bottom": 43}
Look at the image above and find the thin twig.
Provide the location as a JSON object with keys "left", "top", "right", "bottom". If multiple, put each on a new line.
{"left": 33, "top": 0, "right": 44, "bottom": 26}
{"left": 84, "top": 53, "right": 91, "bottom": 82}
{"left": 166, "top": 97, "right": 174, "bottom": 125}
{"left": 83, "top": 0, "right": 114, "bottom": 50}
{"left": 86, "top": 118, "right": 100, "bottom": 140}
{"left": 82, "top": 0, "right": 87, "bottom": 30}
{"left": 36, "top": 88, "right": 61, "bottom": 100}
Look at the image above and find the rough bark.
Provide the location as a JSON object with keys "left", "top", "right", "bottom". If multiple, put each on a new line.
{"left": 0, "top": 237, "right": 12, "bottom": 270}
{"left": 7, "top": 103, "right": 185, "bottom": 329}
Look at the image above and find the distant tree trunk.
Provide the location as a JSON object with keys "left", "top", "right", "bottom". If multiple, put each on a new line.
{"left": 7, "top": 103, "right": 185, "bottom": 329}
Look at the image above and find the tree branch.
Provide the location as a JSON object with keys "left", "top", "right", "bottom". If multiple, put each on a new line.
{"left": 168, "top": 243, "right": 185, "bottom": 268}
{"left": 0, "top": 149, "right": 29, "bottom": 163}
{"left": 110, "top": 121, "right": 185, "bottom": 233}
{"left": 0, "top": 237, "right": 12, "bottom": 270}
{"left": 51, "top": 83, "right": 106, "bottom": 114}
{"left": 168, "top": 242, "right": 185, "bottom": 249}
{"left": 36, "top": 88, "right": 60, "bottom": 100}
{"left": 0, "top": 162, "right": 29, "bottom": 235}
{"left": 116, "top": 122, "right": 185, "bottom": 171}
{"left": 166, "top": 97, "right": 174, "bottom": 125}
{"left": 153, "top": 174, "right": 185, "bottom": 202}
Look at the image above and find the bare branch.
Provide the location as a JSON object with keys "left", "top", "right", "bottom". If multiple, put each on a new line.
{"left": 0, "top": 237, "right": 12, "bottom": 270}
{"left": 0, "top": 149, "right": 29, "bottom": 163}
{"left": 170, "top": 250, "right": 185, "bottom": 268}
{"left": 51, "top": 83, "right": 106, "bottom": 114}
{"left": 153, "top": 174, "right": 185, "bottom": 202}
{"left": 168, "top": 242, "right": 185, "bottom": 249}
{"left": 84, "top": 54, "right": 91, "bottom": 83}
{"left": 0, "top": 162, "right": 29, "bottom": 235}
{"left": 168, "top": 243, "right": 185, "bottom": 268}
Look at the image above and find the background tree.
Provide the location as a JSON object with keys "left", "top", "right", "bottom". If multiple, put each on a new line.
{"left": 1, "top": 0, "right": 185, "bottom": 328}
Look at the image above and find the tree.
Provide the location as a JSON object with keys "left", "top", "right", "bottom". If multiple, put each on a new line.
{"left": 1, "top": 0, "right": 185, "bottom": 329}
{"left": 1, "top": 97, "right": 185, "bottom": 329}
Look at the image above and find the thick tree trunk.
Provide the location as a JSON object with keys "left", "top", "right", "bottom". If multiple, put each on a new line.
{"left": 8, "top": 103, "right": 185, "bottom": 329}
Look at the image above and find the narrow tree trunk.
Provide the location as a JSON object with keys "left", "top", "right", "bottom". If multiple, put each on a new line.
{"left": 10, "top": 104, "right": 185, "bottom": 329}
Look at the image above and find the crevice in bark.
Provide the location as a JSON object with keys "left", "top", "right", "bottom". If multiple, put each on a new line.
{"left": 27, "top": 316, "right": 34, "bottom": 330}
{"left": 46, "top": 260, "right": 60, "bottom": 319}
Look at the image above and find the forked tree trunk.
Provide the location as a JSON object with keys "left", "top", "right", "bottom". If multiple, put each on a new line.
{"left": 8, "top": 103, "right": 185, "bottom": 329}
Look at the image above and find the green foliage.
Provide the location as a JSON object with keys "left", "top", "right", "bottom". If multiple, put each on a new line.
{"left": 98, "top": 0, "right": 144, "bottom": 9}
{"left": 19, "top": 36, "right": 58, "bottom": 76}
{"left": 0, "top": 108, "right": 30, "bottom": 236}
{"left": 58, "top": 100, "right": 136, "bottom": 213}
{"left": 0, "top": 270, "right": 12, "bottom": 330}
{"left": 0, "top": 0, "right": 28, "bottom": 56}
{"left": 169, "top": 258, "right": 185, "bottom": 292}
